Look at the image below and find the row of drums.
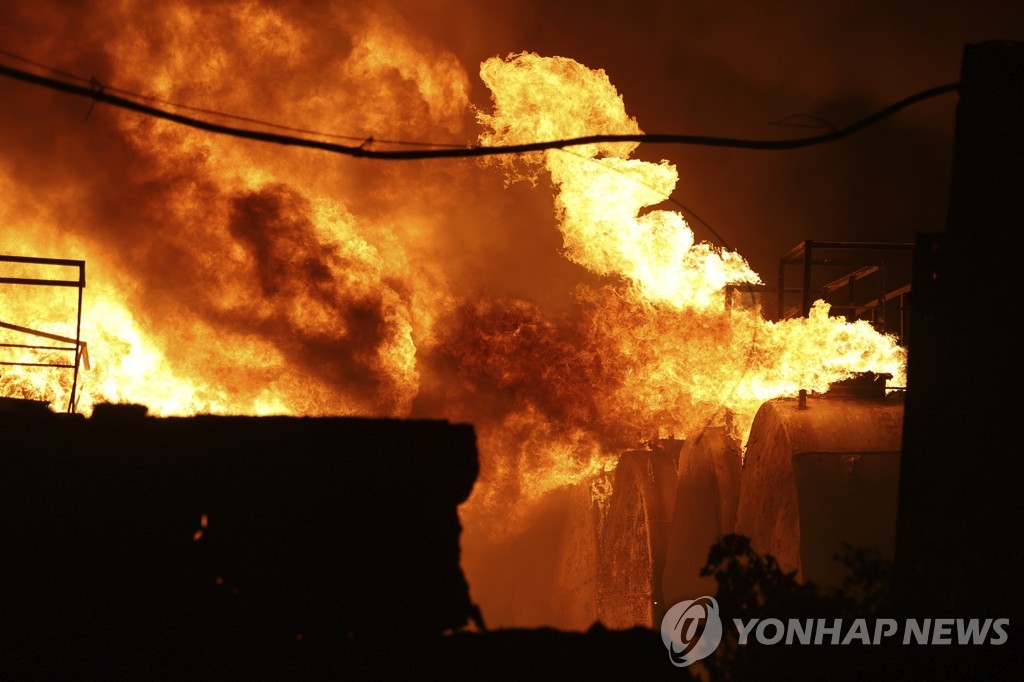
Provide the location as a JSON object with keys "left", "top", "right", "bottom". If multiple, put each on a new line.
{"left": 545, "top": 391, "right": 904, "bottom": 630}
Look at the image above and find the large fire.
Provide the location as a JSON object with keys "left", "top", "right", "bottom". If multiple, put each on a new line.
{"left": 0, "top": 3, "right": 904, "bottom": 627}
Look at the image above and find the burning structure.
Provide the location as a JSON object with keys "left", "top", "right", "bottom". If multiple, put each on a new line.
{"left": 1, "top": 47, "right": 908, "bottom": 623}
{"left": 1, "top": 3, "right": 1021, "bottom": 677}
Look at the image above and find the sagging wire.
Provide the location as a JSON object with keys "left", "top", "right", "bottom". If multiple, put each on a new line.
{"left": 0, "top": 47, "right": 464, "bottom": 149}
{"left": 0, "top": 49, "right": 959, "bottom": 160}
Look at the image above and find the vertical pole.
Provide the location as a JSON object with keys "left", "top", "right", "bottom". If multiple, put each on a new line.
{"left": 877, "top": 260, "right": 886, "bottom": 329}
{"left": 847, "top": 273, "right": 855, "bottom": 322}
{"left": 68, "top": 262, "right": 84, "bottom": 414}
{"left": 777, "top": 259, "right": 786, "bottom": 321}
{"left": 801, "top": 241, "right": 813, "bottom": 317}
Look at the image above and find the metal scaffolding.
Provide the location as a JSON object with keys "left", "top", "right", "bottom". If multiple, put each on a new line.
{"left": 0, "top": 254, "right": 88, "bottom": 413}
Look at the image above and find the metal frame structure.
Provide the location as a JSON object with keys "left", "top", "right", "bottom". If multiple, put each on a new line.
{"left": 723, "top": 241, "right": 915, "bottom": 345}
{"left": 0, "top": 254, "right": 87, "bottom": 413}
{"left": 777, "top": 241, "right": 914, "bottom": 341}
{"left": 778, "top": 241, "right": 913, "bottom": 318}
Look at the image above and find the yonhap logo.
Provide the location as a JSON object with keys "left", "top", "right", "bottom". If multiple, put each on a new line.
{"left": 660, "top": 596, "right": 723, "bottom": 667}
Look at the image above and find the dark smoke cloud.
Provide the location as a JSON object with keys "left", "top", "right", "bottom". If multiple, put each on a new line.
{"left": 222, "top": 185, "right": 408, "bottom": 412}
{"left": 424, "top": 297, "right": 608, "bottom": 433}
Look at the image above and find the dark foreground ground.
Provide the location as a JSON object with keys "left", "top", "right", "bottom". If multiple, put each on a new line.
{"left": 2, "top": 407, "right": 1019, "bottom": 679}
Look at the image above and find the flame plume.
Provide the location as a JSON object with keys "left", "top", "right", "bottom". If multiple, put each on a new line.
{"left": 478, "top": 53, "right": 762, "bottom": 309}
{"left": 462, "top": 53, "right": 904, "bottom": 510}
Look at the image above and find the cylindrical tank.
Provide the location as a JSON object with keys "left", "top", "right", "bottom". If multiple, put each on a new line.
{"left": 735, "top": 391, "right": 903, "bottom": 588}
{"left": 595, "top": 448, "right": 677, "bottom": 628}
{"left": 549, "top": 477, "right": 606, "bottom": 630}
{"left": 550, "top": 447, "right": 678, "bottom": 630}
{"left": 661, "top": 426, "right": 742, "bottom": 608}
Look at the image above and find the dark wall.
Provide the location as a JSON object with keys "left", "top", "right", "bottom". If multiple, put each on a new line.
{"left": 0, "top": 408, "right": 478, "bottom": 675}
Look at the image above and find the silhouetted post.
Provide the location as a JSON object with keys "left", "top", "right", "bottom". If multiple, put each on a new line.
{"left": 895, "top": 42, "right": 1024, "bottom": 617}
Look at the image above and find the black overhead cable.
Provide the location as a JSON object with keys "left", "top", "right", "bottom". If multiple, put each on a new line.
{"left": 0, "top": 59, "right": 959, "bottom": 161}
{"left": 0, "top": 48, "right": 464, "bottom": 149}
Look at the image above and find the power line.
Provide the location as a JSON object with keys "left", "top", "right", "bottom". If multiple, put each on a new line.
{"left": 0, "top": 47, "right": 93, "bottom": 85}
{"left": 0, "top": 59, "right": 959, "bottom": 161}
{"left": 96, "top": 84, "right": 431, "bottom": 147}
{"left": 0, "top": 49, "right": 955, "bottom": 255}
{"left": 0, "top": 50, "right": 463, "bottom": 149}
{"left": 97, "top": 83, "right": 466, "bottom": 149}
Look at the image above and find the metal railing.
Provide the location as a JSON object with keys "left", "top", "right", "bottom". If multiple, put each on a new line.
{"left": 723, "top": 241, "right": 915, "bottom": 344}
{"left": 0, "top": 254, "right": 87, "bottom": 413}
{"left": 777, "top": 241, "right": 914, "bottom": 343}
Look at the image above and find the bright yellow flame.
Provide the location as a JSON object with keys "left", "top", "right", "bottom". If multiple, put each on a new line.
{"left": 471, "top": 52, "right": 907, "bottom": 497}
{"left": 479, "top": 52, "right": 762, "bottom": 310}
